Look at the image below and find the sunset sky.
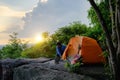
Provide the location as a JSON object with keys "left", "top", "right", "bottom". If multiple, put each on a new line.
{"left": 0, "top": 0, "right": 91, "bottom": 45}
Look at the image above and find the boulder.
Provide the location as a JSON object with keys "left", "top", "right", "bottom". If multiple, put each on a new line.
{"left": 13, "top": 63, "right": 96, "bottom": 80}
{"left": 0, "top": 58, "right": 52, "bottom": 80}
{"left": 0, "top": 58, "right": 107, "bottom": 80}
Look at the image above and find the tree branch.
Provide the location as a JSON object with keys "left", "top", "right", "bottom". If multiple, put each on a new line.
{"left": 88, "top": 0, "right": 117, "bottom": 77}
{"left": 88, "top": 0, "right": 116, "bottom": 55}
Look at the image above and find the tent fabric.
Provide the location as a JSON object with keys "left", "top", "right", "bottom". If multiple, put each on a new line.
{"left": 62, "top": 36, "right": 106, "bottom": 64}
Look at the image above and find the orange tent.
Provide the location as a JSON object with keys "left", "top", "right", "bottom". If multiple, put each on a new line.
{"left": 62, "top": 36, "right": 105, "bottom": 64}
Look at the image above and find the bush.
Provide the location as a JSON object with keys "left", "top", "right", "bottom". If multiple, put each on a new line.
{"left": 64, "top": 60, "right": 83, "bottom": 73}
{"left": 21, "top": 39, "right": 56, "bottom": 58}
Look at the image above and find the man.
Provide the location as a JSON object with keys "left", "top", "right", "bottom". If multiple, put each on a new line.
{"left": 55, "top": 42, "right": 66, "bottom": 64}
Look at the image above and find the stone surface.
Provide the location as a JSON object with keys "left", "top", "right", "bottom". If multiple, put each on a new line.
{"left": 42, "top": 60, "right": 67, "bottom": 71}
{"left": 0, "top": 58, "right": 52, "bottom": 80}
{"left": 13, "top": 63, "right": 96, "bottom": 80}
{"left": 0, "top": 58, "right": 107, "bottom": 80}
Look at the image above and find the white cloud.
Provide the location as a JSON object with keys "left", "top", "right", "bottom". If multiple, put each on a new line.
{"left": 0, "top": 17, "right": 25, "bottom": 33}
{"left": 0, "top": 0, "right": 39, "bottom": 11}
{"left": 0, "top": 0, "right": 40, "bottom": 45}
{"left": 21, "top": 0, "right": 90, "bottom": 38}
{"left": 0, "top": 6, "right": 25, "bottom": 33}
{"left": 40, "top": 0, "right": 48, "bottom": 3}
{"left": 0, "top": 6, "right": 25, "bottom": 17}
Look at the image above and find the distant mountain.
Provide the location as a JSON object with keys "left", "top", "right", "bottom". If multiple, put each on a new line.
{"left": 0, "top": 44, "right": 34, "bottom": 50}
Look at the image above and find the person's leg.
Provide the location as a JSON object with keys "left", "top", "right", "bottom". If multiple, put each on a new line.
{"left": 55, "top": 55, "right": 60, "bottom": 64}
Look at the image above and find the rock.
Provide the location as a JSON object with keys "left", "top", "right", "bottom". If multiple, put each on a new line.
{"left": 0, "top": 61, "right": 2, "bottom": 80}
{"left": 13, "top": 63, "right": 96, "bottom": 80}
{"left": 0, "top": 58, "right": 52, "bottom": 80}
{"left": 79, "top": 65, "right": 107, "bottom": 80}
{"left": 0, "top": 58, "right": 107, "bottom": 80}
{"left": 42, "top": 60, "right": 67, "bottom": 71}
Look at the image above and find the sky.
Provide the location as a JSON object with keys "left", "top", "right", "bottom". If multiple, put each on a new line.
{"left": 0, "top": 0, "right": 91, "bottom": 45}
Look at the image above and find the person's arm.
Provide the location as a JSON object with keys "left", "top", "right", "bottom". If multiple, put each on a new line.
{"left": 56, "top": 47, "right": 61, "bottom": 57}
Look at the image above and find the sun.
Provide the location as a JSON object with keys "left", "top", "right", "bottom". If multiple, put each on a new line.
{"left": 35, "top": 34, "right": 43, "bottom": 43}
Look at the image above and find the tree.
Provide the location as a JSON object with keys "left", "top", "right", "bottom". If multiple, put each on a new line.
{"left": 51, "top": 21, "right": 88, "bottom": 44}
{"left": 21, "top": 23, "right": 89, "bottom": 58}
{"left": 88, "top": 0, "right": 120, "bottom": 80}
{"left": 42, "top": 32, "right": 49, "bottom": 39}
{"left": 0, "top": 32, "right": 28, "bottom": 59}
{"left": 87, "top": 0, "right": 110, "bottom": 55}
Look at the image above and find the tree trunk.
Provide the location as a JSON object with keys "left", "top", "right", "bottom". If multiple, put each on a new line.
{"left": 88, "top": 0, "right": 119, "bottom": 80}
{"left": 109, "top": 0, "right": 118, "bottom": 49}
{"left": 115, "top": 0, "right": 120, "bottom": 79}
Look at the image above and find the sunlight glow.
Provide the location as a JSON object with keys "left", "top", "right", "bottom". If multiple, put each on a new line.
{"left": 35, "top": 34, "right": 43, "bottom": 43}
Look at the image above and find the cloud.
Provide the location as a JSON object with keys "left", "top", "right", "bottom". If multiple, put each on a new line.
{"left": 0, "top": 0, "right": 39, "bottom": 45}
{"left": 0, "top": 0, "right": 39, "bottom": 11}
{"left": 0, "top": 6, "right": 25, "bottom": 33}
{"left": 0, "top": 0, "right": 91, "bottom": 45}
{"left": 40, "top": 0, "right": 48, "bottom": 3}
{"left": 0, "top": 17, "right": 24, "bottom": 33}
{"left": 21, "top": 0, "right": 90, "bottom": 38}
{"left": 0, "top": 6, "right": 25, "bottom": 17}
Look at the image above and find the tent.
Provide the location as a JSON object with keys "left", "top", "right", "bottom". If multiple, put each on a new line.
{"left": 62, "top": 36, "right": 106, "bottom": 64}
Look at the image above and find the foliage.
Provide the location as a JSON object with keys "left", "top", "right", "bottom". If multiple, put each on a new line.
{"left": 51, "top": 21, "right": 88, "bottom": 44}
{"left": 21, "top": 22, "right": 91, "bottom": 58}
{"left": 87, "top": 1, "right": 113, "bottom": 79}
{"left": 104, "top": 63, "right": 114, "bottom": 80}
{"left": 88, "top": 0, "right": 120, "bottom": 79}
{"left": 21, "top": 41, "right": 55, "bottom": 58}
{"left": 21, "top": 21, "right": 106, "bottom": 59}
{"left": 21, "top": 32, "right": 55, "bottom": 58}
{"left": 88, "top": 1, "right": 111, "bottom": 29}
{"left": 0, "top": 32, "right": 28, "bottom": 59}
{"left": 21, "top": 22, "right": 90, "bottom": 58}
{"left": 87, "top": 1, "right": 111, "bottom": 50}
{"left": 64, "top": 57, "right": 83, "bottom": 73}
{"left": 64, "top": 61, "right": 82, "bottom": 73}
{"left": 0, "top": 21, "right": 106, "bottom": 59}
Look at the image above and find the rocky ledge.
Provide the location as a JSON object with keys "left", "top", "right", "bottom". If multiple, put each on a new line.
{"left": 0, "top": 58, "right": 107, "bottom": 80}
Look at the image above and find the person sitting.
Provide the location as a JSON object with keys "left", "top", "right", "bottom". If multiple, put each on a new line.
{"left": 55, "top": 42, "right": 66, "bottom": 64}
